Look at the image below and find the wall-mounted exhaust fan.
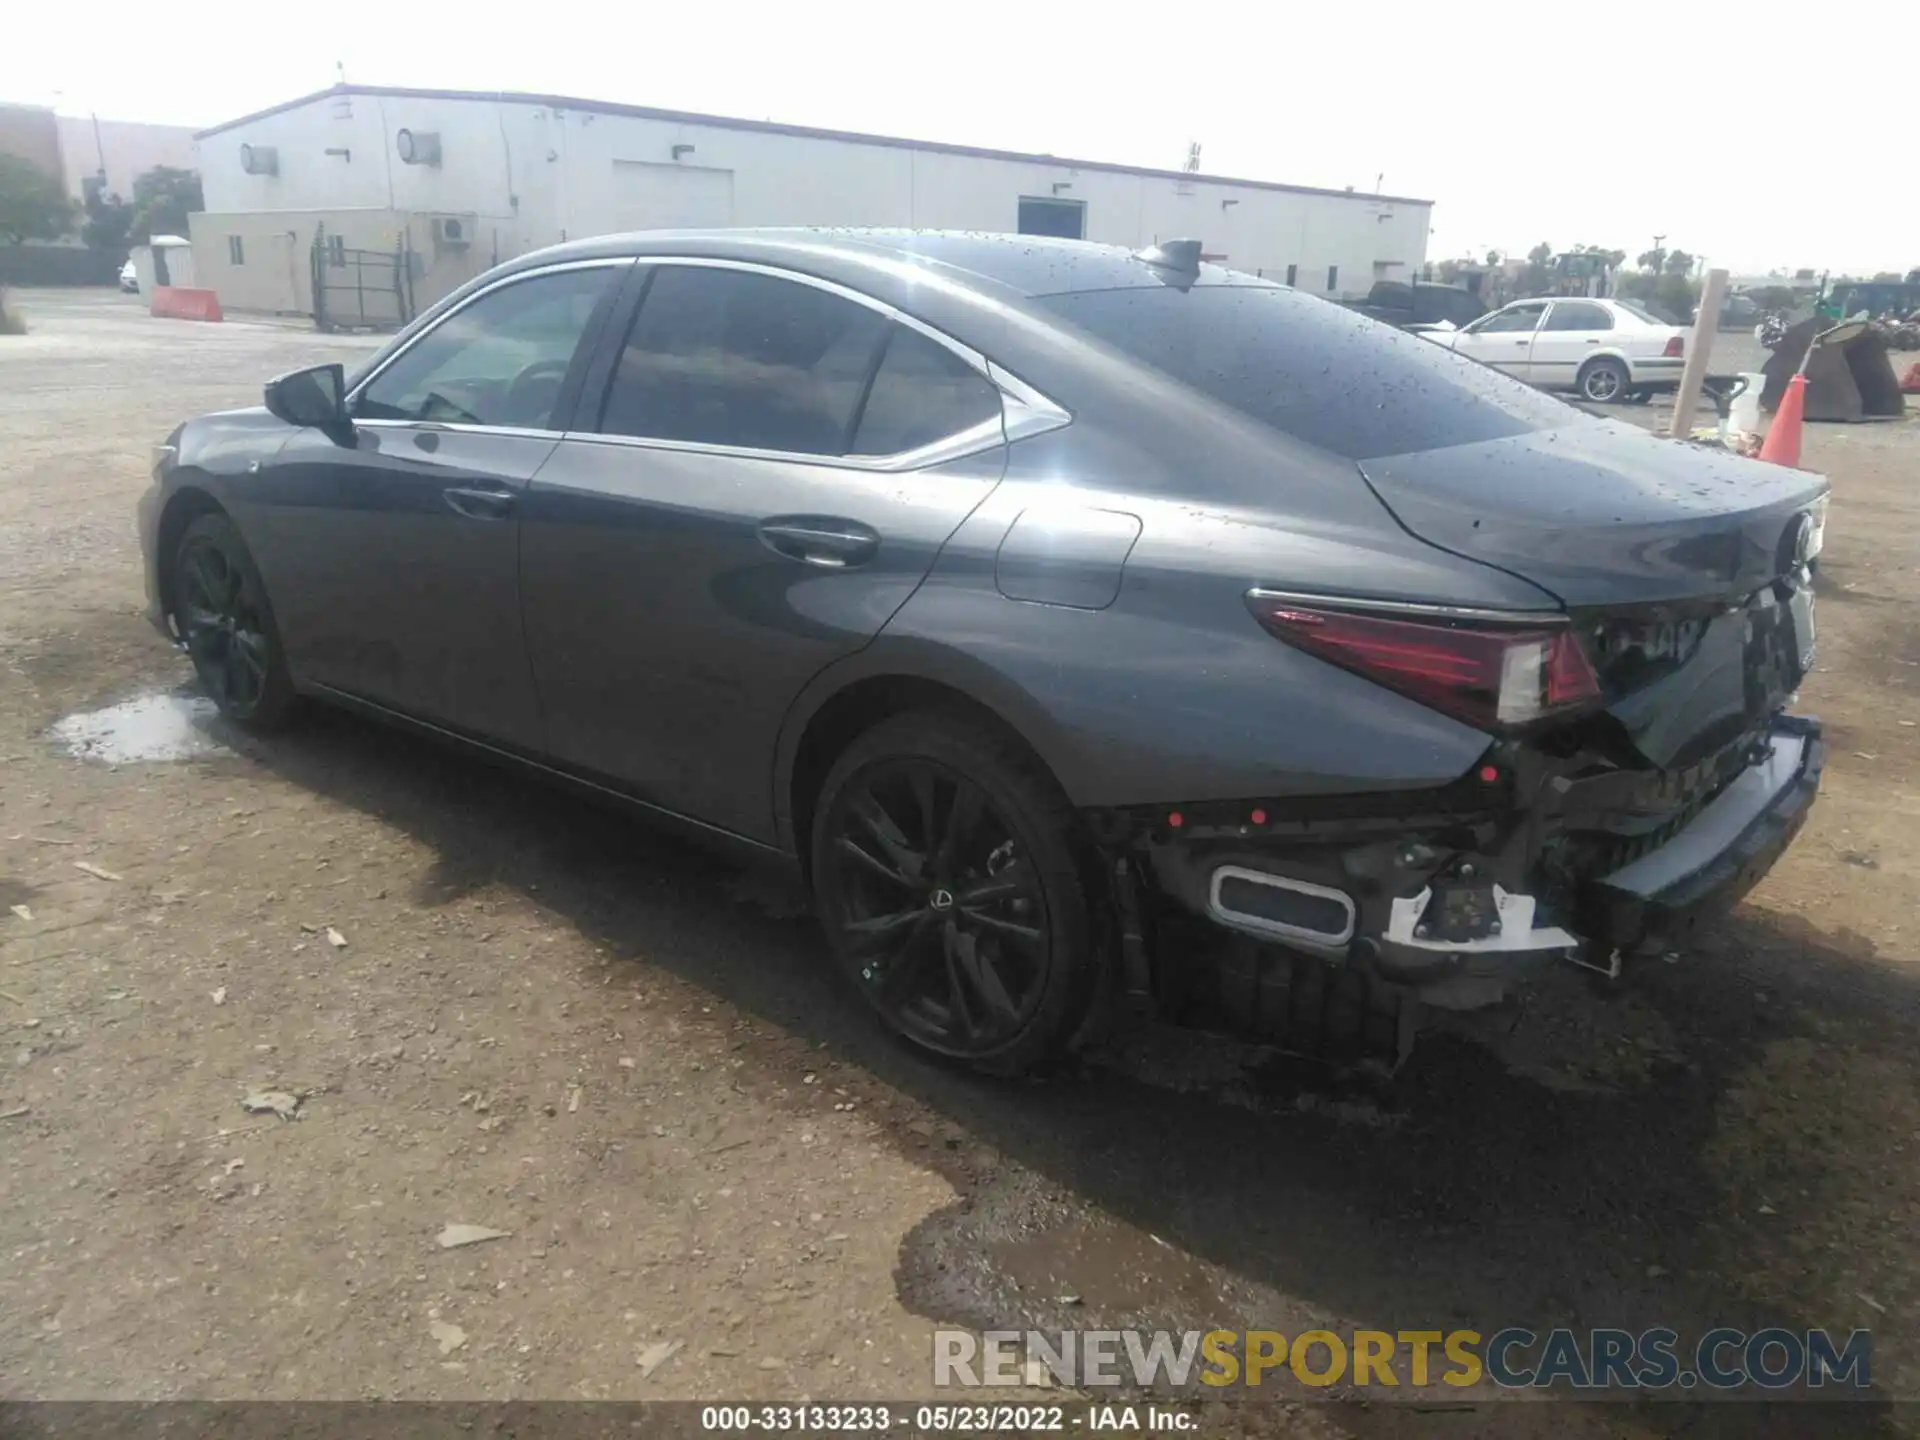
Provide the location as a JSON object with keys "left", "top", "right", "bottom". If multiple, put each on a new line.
{"left": 396, "top": 129, "right": 442, "bottom": 166}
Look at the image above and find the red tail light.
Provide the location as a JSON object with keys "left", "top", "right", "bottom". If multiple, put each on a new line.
{"left": 1246, "top": 596, "right": 1602, "bottom": 732}
{"left": 1663, "top": 335, "right": 1684, "bottom": 358}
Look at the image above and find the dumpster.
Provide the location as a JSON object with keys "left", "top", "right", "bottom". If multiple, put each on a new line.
{"left": 1761, "top": 317, "right": 1906, "bottom": 421}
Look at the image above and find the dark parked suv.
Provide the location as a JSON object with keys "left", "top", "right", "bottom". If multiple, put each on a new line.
{"left": 139, "top": 230, "right": 1826, "bottom": 1073}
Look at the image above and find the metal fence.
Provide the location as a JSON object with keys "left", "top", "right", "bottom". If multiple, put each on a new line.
{"left": 311, "top": 226, "right": 415, "bottom": 332}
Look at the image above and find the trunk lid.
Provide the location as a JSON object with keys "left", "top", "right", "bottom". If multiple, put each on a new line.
{"left": 1356, "top": 420, "right": 1826, "bottom": 607}
{"left": 1359, "top": 421, "right": 1826, "bottom": 769}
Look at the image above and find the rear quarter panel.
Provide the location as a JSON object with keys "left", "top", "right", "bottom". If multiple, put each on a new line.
{"left": 775, "top": 401, "right": 1562, "bottom": 838}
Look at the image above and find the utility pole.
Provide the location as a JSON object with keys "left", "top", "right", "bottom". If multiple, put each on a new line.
{"left": 1668, "top": 267, "right": 1729, "bottom": 439}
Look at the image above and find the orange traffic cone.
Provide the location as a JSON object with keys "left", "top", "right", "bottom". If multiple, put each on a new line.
{"left": 1759, "top": 373, "right": 1806, "bottom": 467}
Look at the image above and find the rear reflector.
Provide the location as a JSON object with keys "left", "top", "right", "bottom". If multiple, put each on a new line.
{"left": 1663, "top": 335, "right": 1685, "bottom": 358}
{"left": 1246, "top": 597, "right": 1601, "bottom": 732}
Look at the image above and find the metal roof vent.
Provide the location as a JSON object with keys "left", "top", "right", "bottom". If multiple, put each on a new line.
{"left": 238, "top": 143, "right": 279, "bottom": 176}
{"left": 396, "top": 129, "right": 442, "bottom": 166}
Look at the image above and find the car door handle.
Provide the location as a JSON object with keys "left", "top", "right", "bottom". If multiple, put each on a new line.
{"left": 443, "top": 486, "right": 517, "bottom": 521}
{"left": 758, "top": 517, "right": 881, "bottom": 569}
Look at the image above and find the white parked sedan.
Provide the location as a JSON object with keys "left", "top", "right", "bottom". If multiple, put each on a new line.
{"left": 1423, "top": 296, "right": 1686, "bottom": 403}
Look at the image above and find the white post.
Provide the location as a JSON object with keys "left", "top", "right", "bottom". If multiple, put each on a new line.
{"left": 1667, "top": 267, "right": 1730, "bottom": 438}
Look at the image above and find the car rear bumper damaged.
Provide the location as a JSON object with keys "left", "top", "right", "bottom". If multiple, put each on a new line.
{"left": 1099, "top": 712, "right": 1823, "bottom": 1016}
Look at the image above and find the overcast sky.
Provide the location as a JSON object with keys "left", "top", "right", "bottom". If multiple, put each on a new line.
{"left": 5, "top": 0, "right": 1906, "bottom": 276}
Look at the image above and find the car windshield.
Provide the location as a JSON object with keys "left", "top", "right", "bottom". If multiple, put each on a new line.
{"left": 1040, "top": 284, "right": 1577, "bottom": 460}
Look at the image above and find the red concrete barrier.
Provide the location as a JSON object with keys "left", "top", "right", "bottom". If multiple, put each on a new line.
{"left": 150, "top": 286, "right": 223, "bottom": 323}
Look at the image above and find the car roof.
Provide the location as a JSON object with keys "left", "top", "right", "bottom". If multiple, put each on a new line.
{"left": 495, "top": 227, "right": 1262, "bottom": 300}
{"left": 1499, "top": 296, "right": 1640, "bottom": 312}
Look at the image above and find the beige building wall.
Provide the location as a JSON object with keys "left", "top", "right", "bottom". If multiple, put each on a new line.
{"left": 57, "top": 115, "right": 196, "bottom": 199}
{"left": 0, "top": 105, "right": 198, "bottom": 201}
{"left": 189, "top": 209, "right": 491, "bottom": 320}
{"left": 0, "top": 102, "right": 66, "bottom": 186}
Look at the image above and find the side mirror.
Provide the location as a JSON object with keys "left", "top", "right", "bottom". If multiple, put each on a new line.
{"left": 264, "top": 363, "right": 347, "bottom": 427}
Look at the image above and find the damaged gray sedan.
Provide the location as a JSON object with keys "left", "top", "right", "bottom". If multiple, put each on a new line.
{"left": 137, "top": 229, "right": 1826, "bottom": 1073}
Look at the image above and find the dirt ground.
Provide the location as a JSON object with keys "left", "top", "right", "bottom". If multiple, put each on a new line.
{"left": 4, "top": 288, "right": 1920, "bottom": 1436}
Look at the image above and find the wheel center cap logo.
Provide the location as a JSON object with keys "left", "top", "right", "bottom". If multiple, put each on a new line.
{"left": 929, "top": 889, "right": 954, "bottom": 912}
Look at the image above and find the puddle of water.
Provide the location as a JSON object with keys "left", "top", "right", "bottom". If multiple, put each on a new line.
{"left": 49, "top": 693, "right": 226, "bottom": 764}
{"left": 990, "top": 1215, "right": 1225, "bottom": 1314}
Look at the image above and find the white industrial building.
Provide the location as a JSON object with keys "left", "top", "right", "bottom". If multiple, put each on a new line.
{"left": 190, "top": 85, "right": 1432, "bottom": 325}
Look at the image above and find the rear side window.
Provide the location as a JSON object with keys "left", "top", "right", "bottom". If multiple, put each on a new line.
{"left": 1615, "top": 299, "right": 1677, "bottom": 326}
{"left": 1545, "top": 301, "right": 1613, "bottom": 331}
{"left": 1041, "top": 285, "right": 1575, "bottom": 460}
{"left": 600, "top": 266, "right": 887, "bottom": 455}
{"left": 852, "top": 328, "right": 1002, "bottom": 455}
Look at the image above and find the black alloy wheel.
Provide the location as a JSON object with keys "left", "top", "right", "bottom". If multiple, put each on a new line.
{"left": 812, "top": 713, "right": 1094, "bottom": 1073}
{"left": 173, "top": 513, "right": 295, "bottom": 729}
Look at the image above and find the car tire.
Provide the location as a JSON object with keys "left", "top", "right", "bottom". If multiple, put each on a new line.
{"left": 172, "top": 512, "right": 297, "bottom": 731}
{"left": 810, "top": 710, "right": 1097, "bottom": 1076}
{"left": 1577, "top": 357, "right": 1630, "bottom": 404}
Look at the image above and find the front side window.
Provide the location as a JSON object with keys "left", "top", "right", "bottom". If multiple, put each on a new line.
{"left": 354, "top": 267, "right": 615, "bottom": 430}
{"left": 1544, "top": 301, "right": 1612, "bottom": 332}
{"left": 600, "top": 266, "right": 886, "bottom": 455}
{"left": 1473, "top": 303, "right": 1547, "bottom": 334}
{"left": 851, "top": 327, "right": 1001, "bottom": 455}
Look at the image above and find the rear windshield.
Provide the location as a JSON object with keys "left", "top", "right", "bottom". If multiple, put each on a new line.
{"left": 1039, "top": 284, "right": 1576, "bottom": 460}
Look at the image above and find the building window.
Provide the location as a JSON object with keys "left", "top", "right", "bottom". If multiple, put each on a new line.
{"left": 227, "top": 235, "right": 245, "bottom": 266}
{"left": 1285, "top": 264, "right": 1297, "bottom": 287}
{"left": 1017, "top": 197, "right": 1085, "bottom": 240}
{"left": 1327, "top": 265, "right": 1339, "bottom": 293}
{"left": 327, "top": 234, "right": 346, "bottom": 269}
